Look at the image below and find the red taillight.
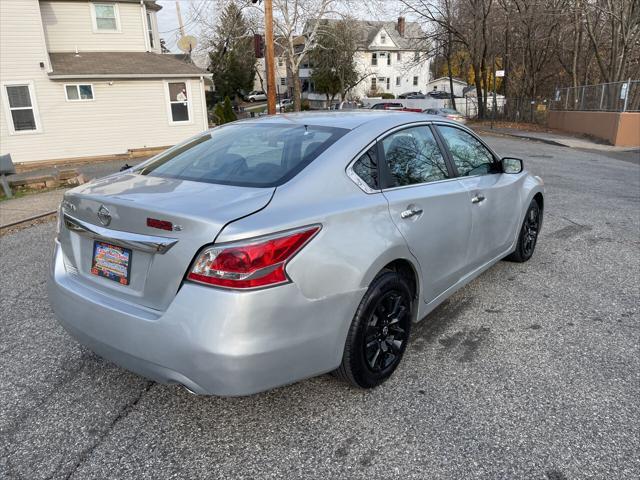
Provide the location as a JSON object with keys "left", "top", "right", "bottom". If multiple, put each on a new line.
{"left": 187, "top": 225, "right": 320, "bottom": 289}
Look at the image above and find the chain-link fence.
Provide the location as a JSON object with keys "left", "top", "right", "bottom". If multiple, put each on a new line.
{"left": 449, "top": 97, "right": 550, "bottom": 124}
{"left": 550, "top": 80, "right": 640, "bottom": 112}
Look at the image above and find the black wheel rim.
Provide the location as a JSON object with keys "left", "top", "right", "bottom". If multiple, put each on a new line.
{"left": 522, "top": 205, "right": 540, "bottom": 257}
{"left": 363, "top": 290, "right": 410, "bottom": 373}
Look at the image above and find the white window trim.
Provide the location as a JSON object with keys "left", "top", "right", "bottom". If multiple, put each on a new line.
{"left": 1, "top": 80, "right": 43, "bottom": 135}
{"left": 90, "top": 2, "right": 122, "bottom": 34}
{"left": 164, "top": 80, "right": 194, "bottom": 126}
{"left": 64, "top": 83, "right": 95, "bottom": 102}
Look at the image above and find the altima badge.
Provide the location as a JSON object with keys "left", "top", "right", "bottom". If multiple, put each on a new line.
{"left": 97, "top": 205, "right": 112, "bottom": 226}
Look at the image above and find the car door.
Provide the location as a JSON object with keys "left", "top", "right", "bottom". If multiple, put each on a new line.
{"left": 435, "top": 124, "right": 522, "bottom": 269}
{"left": 379, "top": 124, "right": 473, "bottom": 303}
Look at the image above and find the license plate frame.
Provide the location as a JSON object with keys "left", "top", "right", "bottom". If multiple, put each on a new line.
{"left": 91, "top": 241, "right": 132, "bottom": 286}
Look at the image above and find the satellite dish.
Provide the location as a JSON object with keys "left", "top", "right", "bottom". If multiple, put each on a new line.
{"left": 177, "top": 35, "right": 197, "bottom": 53}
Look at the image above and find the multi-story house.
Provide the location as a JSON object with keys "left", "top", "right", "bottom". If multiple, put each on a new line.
{"left": 302, "top": 17, "right": 432, "bottom": 104}
{"left": 1, "top": 0, "right": 210, "bottom": 165}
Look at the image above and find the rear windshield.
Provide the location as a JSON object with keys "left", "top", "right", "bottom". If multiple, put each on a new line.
{"left": 138, "top": 123, "right": 348, "bottom": 187}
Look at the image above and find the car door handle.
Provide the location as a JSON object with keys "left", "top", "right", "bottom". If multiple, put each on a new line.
{"left": 471, "top": 194, "right": 486, "bottom": 204}
{"left": 401, "top": 208, "right": 423, "bottom": 219}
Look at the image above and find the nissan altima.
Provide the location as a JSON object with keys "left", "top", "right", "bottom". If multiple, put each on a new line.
{"left": 48, "top": 112, "right": 544, "bottom": 396}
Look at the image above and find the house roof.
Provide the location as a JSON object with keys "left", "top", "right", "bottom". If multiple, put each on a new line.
{"left": 48, "top": 52, "right": 208, "bottom": 79}
{"left": 308, "top": 19, "right": 428, "bottom": 51}
{"left": 41, "top": 0, "right": 162, "bottom": 12}
{"left": 427, "top": 77, "right": 468, "bottom": 85}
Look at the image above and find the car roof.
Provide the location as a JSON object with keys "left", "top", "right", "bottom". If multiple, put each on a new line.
{"left": 241, "top": 111, "right": 440, "bottom": 130}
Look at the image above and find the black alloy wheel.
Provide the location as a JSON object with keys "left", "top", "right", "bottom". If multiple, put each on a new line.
{"left": 334, "top": 271, "right": 413, "bottom": 388}
{"left": 506, "top": 199, "right": 541, "bottom": 262}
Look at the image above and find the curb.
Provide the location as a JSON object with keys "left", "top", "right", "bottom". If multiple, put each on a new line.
{"left": 0, "top": 210, "right": 57, "bottom": 230}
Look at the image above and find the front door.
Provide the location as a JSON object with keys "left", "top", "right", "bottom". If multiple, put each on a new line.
{"left": 379, "top": 124, "right": 473, "bottom": 303}
{"left": 435, "top": 124, "right": 523, "bottom": 269}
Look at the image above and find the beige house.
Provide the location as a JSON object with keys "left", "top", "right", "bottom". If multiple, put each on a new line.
{"left": 0, "top": 0, "right": 210, "bottom": 165}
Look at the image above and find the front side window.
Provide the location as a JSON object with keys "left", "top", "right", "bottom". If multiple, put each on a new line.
{"left": 4, "top": 84, "right": 39, "bottom": 132}
{"left": 352, "top": 145, "right": 379, "bottom": 190}
{"left": 437, "top": 125, "right": 495, "bottom": 176}
{"left": 166, "top": 82, "right": 190, "bottom": 123}
{"left": 382, "top": 126, "right": 449, "bottom": 187}
{"left": 93, "top": 3, "right": 119, "bottom": 31}
{"left": 139, "top": 124, "right": 347, "bottom": 187}
{"left": 65, "top": 84, "right": 94, "bottom": 101}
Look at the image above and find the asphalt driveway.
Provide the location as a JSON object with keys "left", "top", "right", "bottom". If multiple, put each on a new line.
{"left": 1, "top": 135, "right": 638, "bottom": 479}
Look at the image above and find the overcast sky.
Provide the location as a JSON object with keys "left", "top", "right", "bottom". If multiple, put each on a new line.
{"left": 156, "top": 0, "right": 411, "bottom": 53}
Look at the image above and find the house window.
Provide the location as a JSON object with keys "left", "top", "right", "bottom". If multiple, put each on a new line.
{"left": 371, "top": 53, "right": 377, "bottom": 66}
{"left": 396, "top": 77, "right": 401, "bottom": 86}
{"left": 91, "top": 3, "right": 120, "bottom": 32}
{"left": 146, "top": 12, "right": 155, "bottom": 48}
{"left": 65, "top": 84, "right": 94, "bottom": 101}
{"left": 371, "top": 77, "right": 377, "bottom": 89}
{"left": 387, "top": 53, "right": 391, "bottom": 66}
{"left": 386, "top": 78, "right": 390, "bottom": 90}
{"left": 413, "top": 76, "right": 419, "bottom": 86}
{"left": 414, "top": 51, "right": 420, "bottom": 62}
{"left": 280, "top": 77, "right": 286, "bottom": 86}
{"left": 397, "top": 52, "right": 401, "bottom": 61}
{"left": 3, "top": 83, "right": 40, "bottom": 133}
{"left": 278, "top": 57, "right": 284, "bottom": 67}
{"left": 166, "top": 81, "right": 191, "bottom": 124}
{"left": 380, "top": 33, "right": 386, "bottom": 44}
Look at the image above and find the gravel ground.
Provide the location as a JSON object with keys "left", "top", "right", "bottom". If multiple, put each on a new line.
{"left": 0, "top": 136, "right": 638, "bottom": 479}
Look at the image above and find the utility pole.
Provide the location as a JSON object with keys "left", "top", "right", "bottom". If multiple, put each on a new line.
{"left": 175, "top": 0, "right": 185, "bottom": 37}
{"left": 264, "top": 0, "right": 276, "bottom": 114}
{"left": 253, "top": 0, "right": 276, "bottom": 114}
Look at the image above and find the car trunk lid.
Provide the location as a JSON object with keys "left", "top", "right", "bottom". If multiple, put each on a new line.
{"left": 57, "top": 173, "right": 274, "bottom": 311}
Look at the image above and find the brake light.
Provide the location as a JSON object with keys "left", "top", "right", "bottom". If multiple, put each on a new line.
{"left": 187, "top": 225, "right": 320, "bottom": 289}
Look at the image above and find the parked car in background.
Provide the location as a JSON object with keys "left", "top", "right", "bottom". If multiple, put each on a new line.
{"left": 370, "top": 102, "right": 405, "bottom": 110}
{"left": 246, "top": 90, "right": 267, "bottom": 102}
{"left": 49, "top": 111, "right": 544, "bottom": 396}
{"left": 427, "top": 91, "right": 460, "bottom": 100}
{"left": 277, "top": 98, "right": 293, "bottom": 110}
{"left": 423, "top": 108, "right": 467, "bottom": 124}
{"left": 398, "top": 91, "right": 425, "bottom": 99}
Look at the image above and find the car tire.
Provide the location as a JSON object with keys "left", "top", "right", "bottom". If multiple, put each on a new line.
{"left": 334, "top": 271, "right": 413, "bottom": 389}
{"left": 506, "top": 199, "right": 541, "bottom": 263}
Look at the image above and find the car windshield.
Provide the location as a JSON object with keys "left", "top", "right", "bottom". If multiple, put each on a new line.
{"left": 138, "top": 123, "right": 348, "bottom": 187}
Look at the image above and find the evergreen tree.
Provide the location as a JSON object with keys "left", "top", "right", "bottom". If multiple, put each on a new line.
{"left": 208, "top": 2, "right": 256, "bottom": 100}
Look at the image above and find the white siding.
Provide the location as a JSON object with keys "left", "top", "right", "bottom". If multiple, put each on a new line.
{"left": 41, "top": 1, "right": 148, "bottom": 52}
{"left": 2, "top": 76, "right": 207, "bottom": 163}
{"left": 352, "top": 50, "right": 431, "bottom": 99}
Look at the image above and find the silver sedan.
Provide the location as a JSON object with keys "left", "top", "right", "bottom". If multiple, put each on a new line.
{"left": 48, "top": 112, "right": 544, "bottom": 396}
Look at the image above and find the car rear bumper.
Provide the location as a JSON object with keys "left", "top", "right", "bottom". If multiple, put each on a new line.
{"left": 48, "top": 241, "right": 363, "bottom": 396}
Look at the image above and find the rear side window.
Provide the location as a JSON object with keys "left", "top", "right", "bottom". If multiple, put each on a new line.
{"left": 381, "top": 126, "right": 449, "bottom": 187}
{"left": 437, "top": 125, "right": 495, "bottom": 177}
{"left": 352, "top": 146, "right": 379, "bottom": 189}
{"left": 138, "top": 123, "right": 347, "bottom": 187}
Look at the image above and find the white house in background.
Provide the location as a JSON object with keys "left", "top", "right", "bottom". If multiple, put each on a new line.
{"left": 0, "top": 0, "right": 210, "bottom": 165}
{"left": 426, "top": 77, "right": 469, "bottom": 97}
{"left": 300, "top": 18, "right": 431, "bottom": 103}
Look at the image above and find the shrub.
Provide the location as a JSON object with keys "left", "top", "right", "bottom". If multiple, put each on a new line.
{"left": 381, "top": 93, "right": 395, "bottom": 99}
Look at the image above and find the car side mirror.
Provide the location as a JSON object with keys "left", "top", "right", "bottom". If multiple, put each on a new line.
{"left": 501, "top": 157, "right": 523, "bottom": 174}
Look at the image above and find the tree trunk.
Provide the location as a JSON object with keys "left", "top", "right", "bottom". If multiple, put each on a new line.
{"left": 291, "top": 69, "right": 302, "bottom": 111}
{"left": 446, "top": 30, "right": 457, "bottom": 110}
{"left": 473, "top": 63, "right": 485, "bottom": 118}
